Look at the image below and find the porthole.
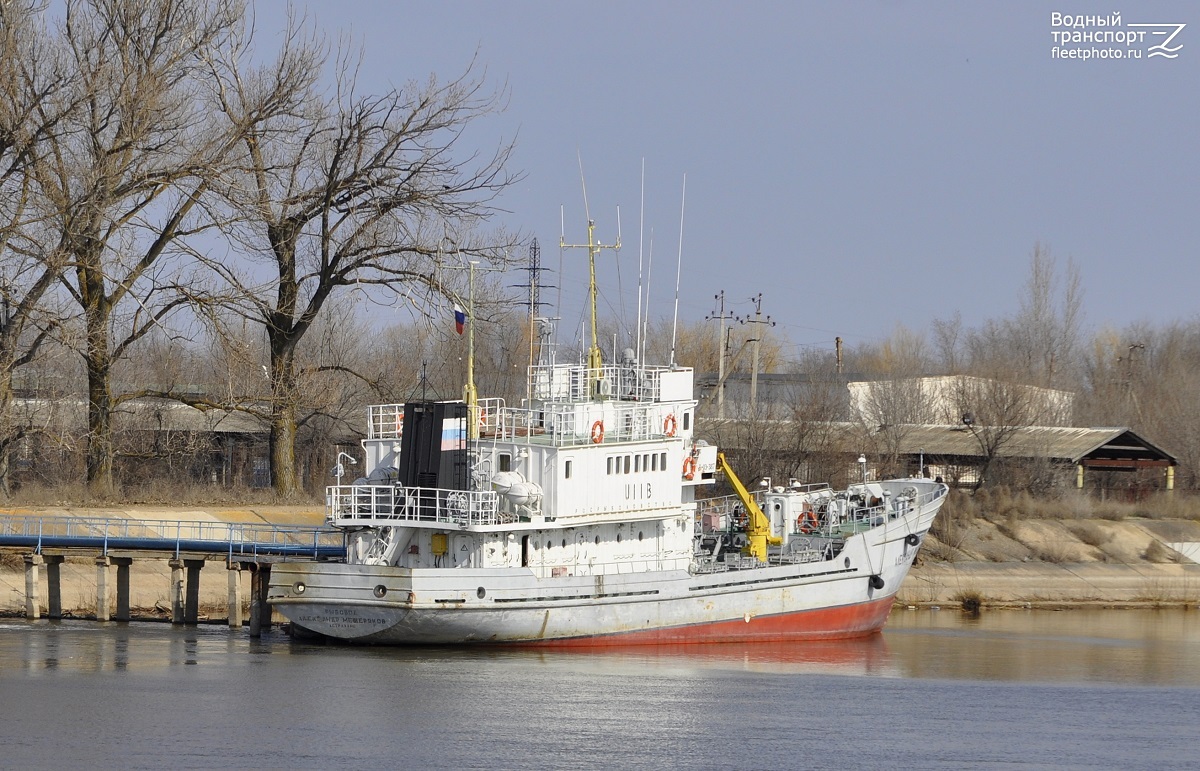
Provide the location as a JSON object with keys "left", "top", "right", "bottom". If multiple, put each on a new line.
{"left": 292, "top": 582, "right": 306, "bottom": 595}
{"left": 774, "top": 502, "right": 781, "bottom": 511}
{"left": 477, "top": 586, "right": 486, "bottom": 599}
{"left": 844, "top": 557, "right": 851, "bottom": 569}
{"left": 562, "top": 539, "right": 567, "bottom": 548}
{"left": 373, "top": 585, "right": 387, "bottom": 598}
{"left": 594, "top": 536, "right": 600, "bottom": 545}
{"left": 616, "top": 533, "right": 622, "bottom": 543}
{"left": 638, "top": 531, "right": 644, "bottom": 541}
{"left": 547, "top": 540, "right": 552, "bottom": 550}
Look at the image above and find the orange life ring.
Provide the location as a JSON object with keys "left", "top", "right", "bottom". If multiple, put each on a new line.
{"left": 682, "top": 456, "right": 696, "bottom": 480}
{"left": 663, "top": 413, "right": 677, "bottom": 437}
{"left": 590, "top": 420, "right": 605, "bottom": 444}
{"left": 798, "top": 510, "right": 820, "bottom": 534}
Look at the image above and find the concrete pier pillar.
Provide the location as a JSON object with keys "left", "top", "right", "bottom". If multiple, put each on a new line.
{"left": 227, "top": 562, "right": 243, "bottom": 629}
{"left": 44, "top": 555, "right": 64, "bottom": 619}
{"left": 248, "top": 564, "right": 272, "bottom": 638}
{"left": 23, "top": 554, "right": 43, "bottom": 620}
{"left": 184, "top": 558, "right": 204, "bottom": 625}
{"left": 169, "top": 559, "right": 185, "bottom": 624}
{"left": 113, "top": 557, "right": 133, "bottom": 621}
{"left": 95, "top": 556, "right": 111, "bottom": 621}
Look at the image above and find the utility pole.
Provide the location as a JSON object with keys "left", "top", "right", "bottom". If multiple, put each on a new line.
{"left": 511, "top": 238, "right": 557, "bottom": 402}
{"left": 706, "top": 291, "right": 735, "bottom": 419}
{"left": 738, "top": 293, "right": 774, "bottom": 415}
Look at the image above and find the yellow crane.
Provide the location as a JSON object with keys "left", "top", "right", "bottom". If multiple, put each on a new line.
{"left": 715, "top": 452, "right": 781, "bottom": 562}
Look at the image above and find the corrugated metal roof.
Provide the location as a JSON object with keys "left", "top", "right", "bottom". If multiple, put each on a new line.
{"left": 701, "top": 420, "right": 1176, "bottom": 464}
{"left": 880, "top": 424, "right": 1128, "bottom": 461}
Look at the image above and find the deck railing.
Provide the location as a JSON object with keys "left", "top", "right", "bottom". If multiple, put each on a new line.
{"left": 327, "top": 485, "right": 507, "bottom": 528}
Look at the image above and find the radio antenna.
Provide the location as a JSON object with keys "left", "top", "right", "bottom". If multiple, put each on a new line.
{"left": 670, "top": 173, "right": 686, "bottom": 368}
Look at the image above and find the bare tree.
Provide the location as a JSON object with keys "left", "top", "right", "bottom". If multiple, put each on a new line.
{"left": 847, "top": 325, "right": 933, "bottom": 476}
{"left": 33, "top": 0, "right": 247, "bottom": 496}
{"left": 194, "top": 24, "right": 520, "bottom": 495}
{"left": 1080, "top": 321, "right": 1200, "bottom": 491}
{"left": 1007, "top": 243, "right": 1084, "bottom": 390}
{"left": 0, "top": 1, "right": 78, "bottom": 495}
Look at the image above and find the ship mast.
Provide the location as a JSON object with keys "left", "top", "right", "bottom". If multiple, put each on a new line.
{"left": 463, "top": 259, "right": 479, "bottom": 438}
{"left": 561, "top": 218, "right": 620, "bottom": 398}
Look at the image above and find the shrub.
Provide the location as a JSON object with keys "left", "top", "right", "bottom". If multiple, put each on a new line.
{"left": 1070, "top": 521, "right": 1111, "bottom": 548}
{"left": 1143, "top": 540, "right": 1173, "bottom": 563}
{"left": 952, "top": 588, "right": 984, "bottom": 612}
{"left": 1037, "top": 541, "right": 1072, "bottom": 564}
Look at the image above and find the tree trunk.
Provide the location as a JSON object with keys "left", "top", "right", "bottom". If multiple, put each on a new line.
{"left": 269, "top": 404, "right": 299, "bottom": 497}
{"left": 86, "top": 348, "right": 115, "bottom": 498}
{"left": 268, "top": 337, "right": 299, "bottom": 497}
{"left": 0, "top": 367, "right": 14, "bottom": 499}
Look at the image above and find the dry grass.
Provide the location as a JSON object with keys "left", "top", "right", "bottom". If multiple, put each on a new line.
{"left": 1143, "top": 540, "right": 1173, "bottom": 563}
{"left": 940, "top": 486, "right": 1200, "bottom": 523}
{"left": 1068, "top": 521, "right": 1112, "bottom": 548}
{"left": 1036, "top": 541, "right": 1072, "bottom": 564}
{"left": 952, "top": 588, "right": 984, "bottom": 612}
{"left": 0, "top": 551, "right": 24, "bottom": 570}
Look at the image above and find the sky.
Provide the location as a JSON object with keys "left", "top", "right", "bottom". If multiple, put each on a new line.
{"left": 258, "top": 1, "right": 1198, "bottom": 359}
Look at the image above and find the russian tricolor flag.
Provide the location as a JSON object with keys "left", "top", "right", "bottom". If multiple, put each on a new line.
{"left": 453, "top": 305, "right": 466, "bottom": 335}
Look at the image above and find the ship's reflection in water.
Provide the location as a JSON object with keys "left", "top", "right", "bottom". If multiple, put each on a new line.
{"left": 530, "top": 634, "right": 899, "bottom": 678}
{"left": 4, "top": 609, "right": 1199, "bottom": 686}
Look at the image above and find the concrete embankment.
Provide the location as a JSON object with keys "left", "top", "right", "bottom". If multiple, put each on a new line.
{"left": 899, "top": 561, "right": 1200, "bottom": 608}
{"left": 3, "top": 507, "right": 1200, "bottom": 615}
{"left": 899, "top": 515, "right": 1200, "bottom": 608}
{"left": 0, "top": 506, "right": 323, "bottom": 618}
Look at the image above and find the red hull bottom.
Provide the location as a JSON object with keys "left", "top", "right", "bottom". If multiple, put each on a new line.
{"left": 517, "top": 595, "right": 898, "bottom": 648}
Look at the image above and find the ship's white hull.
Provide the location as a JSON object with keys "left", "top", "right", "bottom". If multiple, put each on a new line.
{"left": 268, "top": 508, "right": 936, "bottom": 646}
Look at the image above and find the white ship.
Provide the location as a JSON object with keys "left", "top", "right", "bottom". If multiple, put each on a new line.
{"left": 268, "top": 224, "right": 947, "bottom": 646}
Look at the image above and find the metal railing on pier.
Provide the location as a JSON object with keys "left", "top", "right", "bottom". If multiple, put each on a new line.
{"left": 0, "top": 514, "right": 343, "bottom": 559}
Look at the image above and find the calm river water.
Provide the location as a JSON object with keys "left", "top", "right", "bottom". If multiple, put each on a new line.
{"left": 1, "top": 609, "right": 1197, "bottom": 769}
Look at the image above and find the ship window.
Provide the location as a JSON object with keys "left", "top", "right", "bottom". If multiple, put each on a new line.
{"left": 683, "top": 412, "right": 691, "bottom": 430}
{"left": 660, "top": 452, "right": 667, "bottom": 469}
{"left": 547, "top": 540, "right": 553, "bottom": 550}
{"left": 607, "top": 457, "right": 613, "bottom": 475}
{"left": 635, "top": 455, "right": 641, "bottom": 473}
{"left": 565, "top": 460, "right": 572, "bottom": 479}
{"left": 624, "top": 456, "right": 631, "bottom": 474}
{"left": 643, "top": 454, "right": 650, "bottom": 471}
{"left": 499, "top": 454, "right": 511, "bottom": 472}
{"left": 651, "top": 454, "right": 658, "bottom": 471}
